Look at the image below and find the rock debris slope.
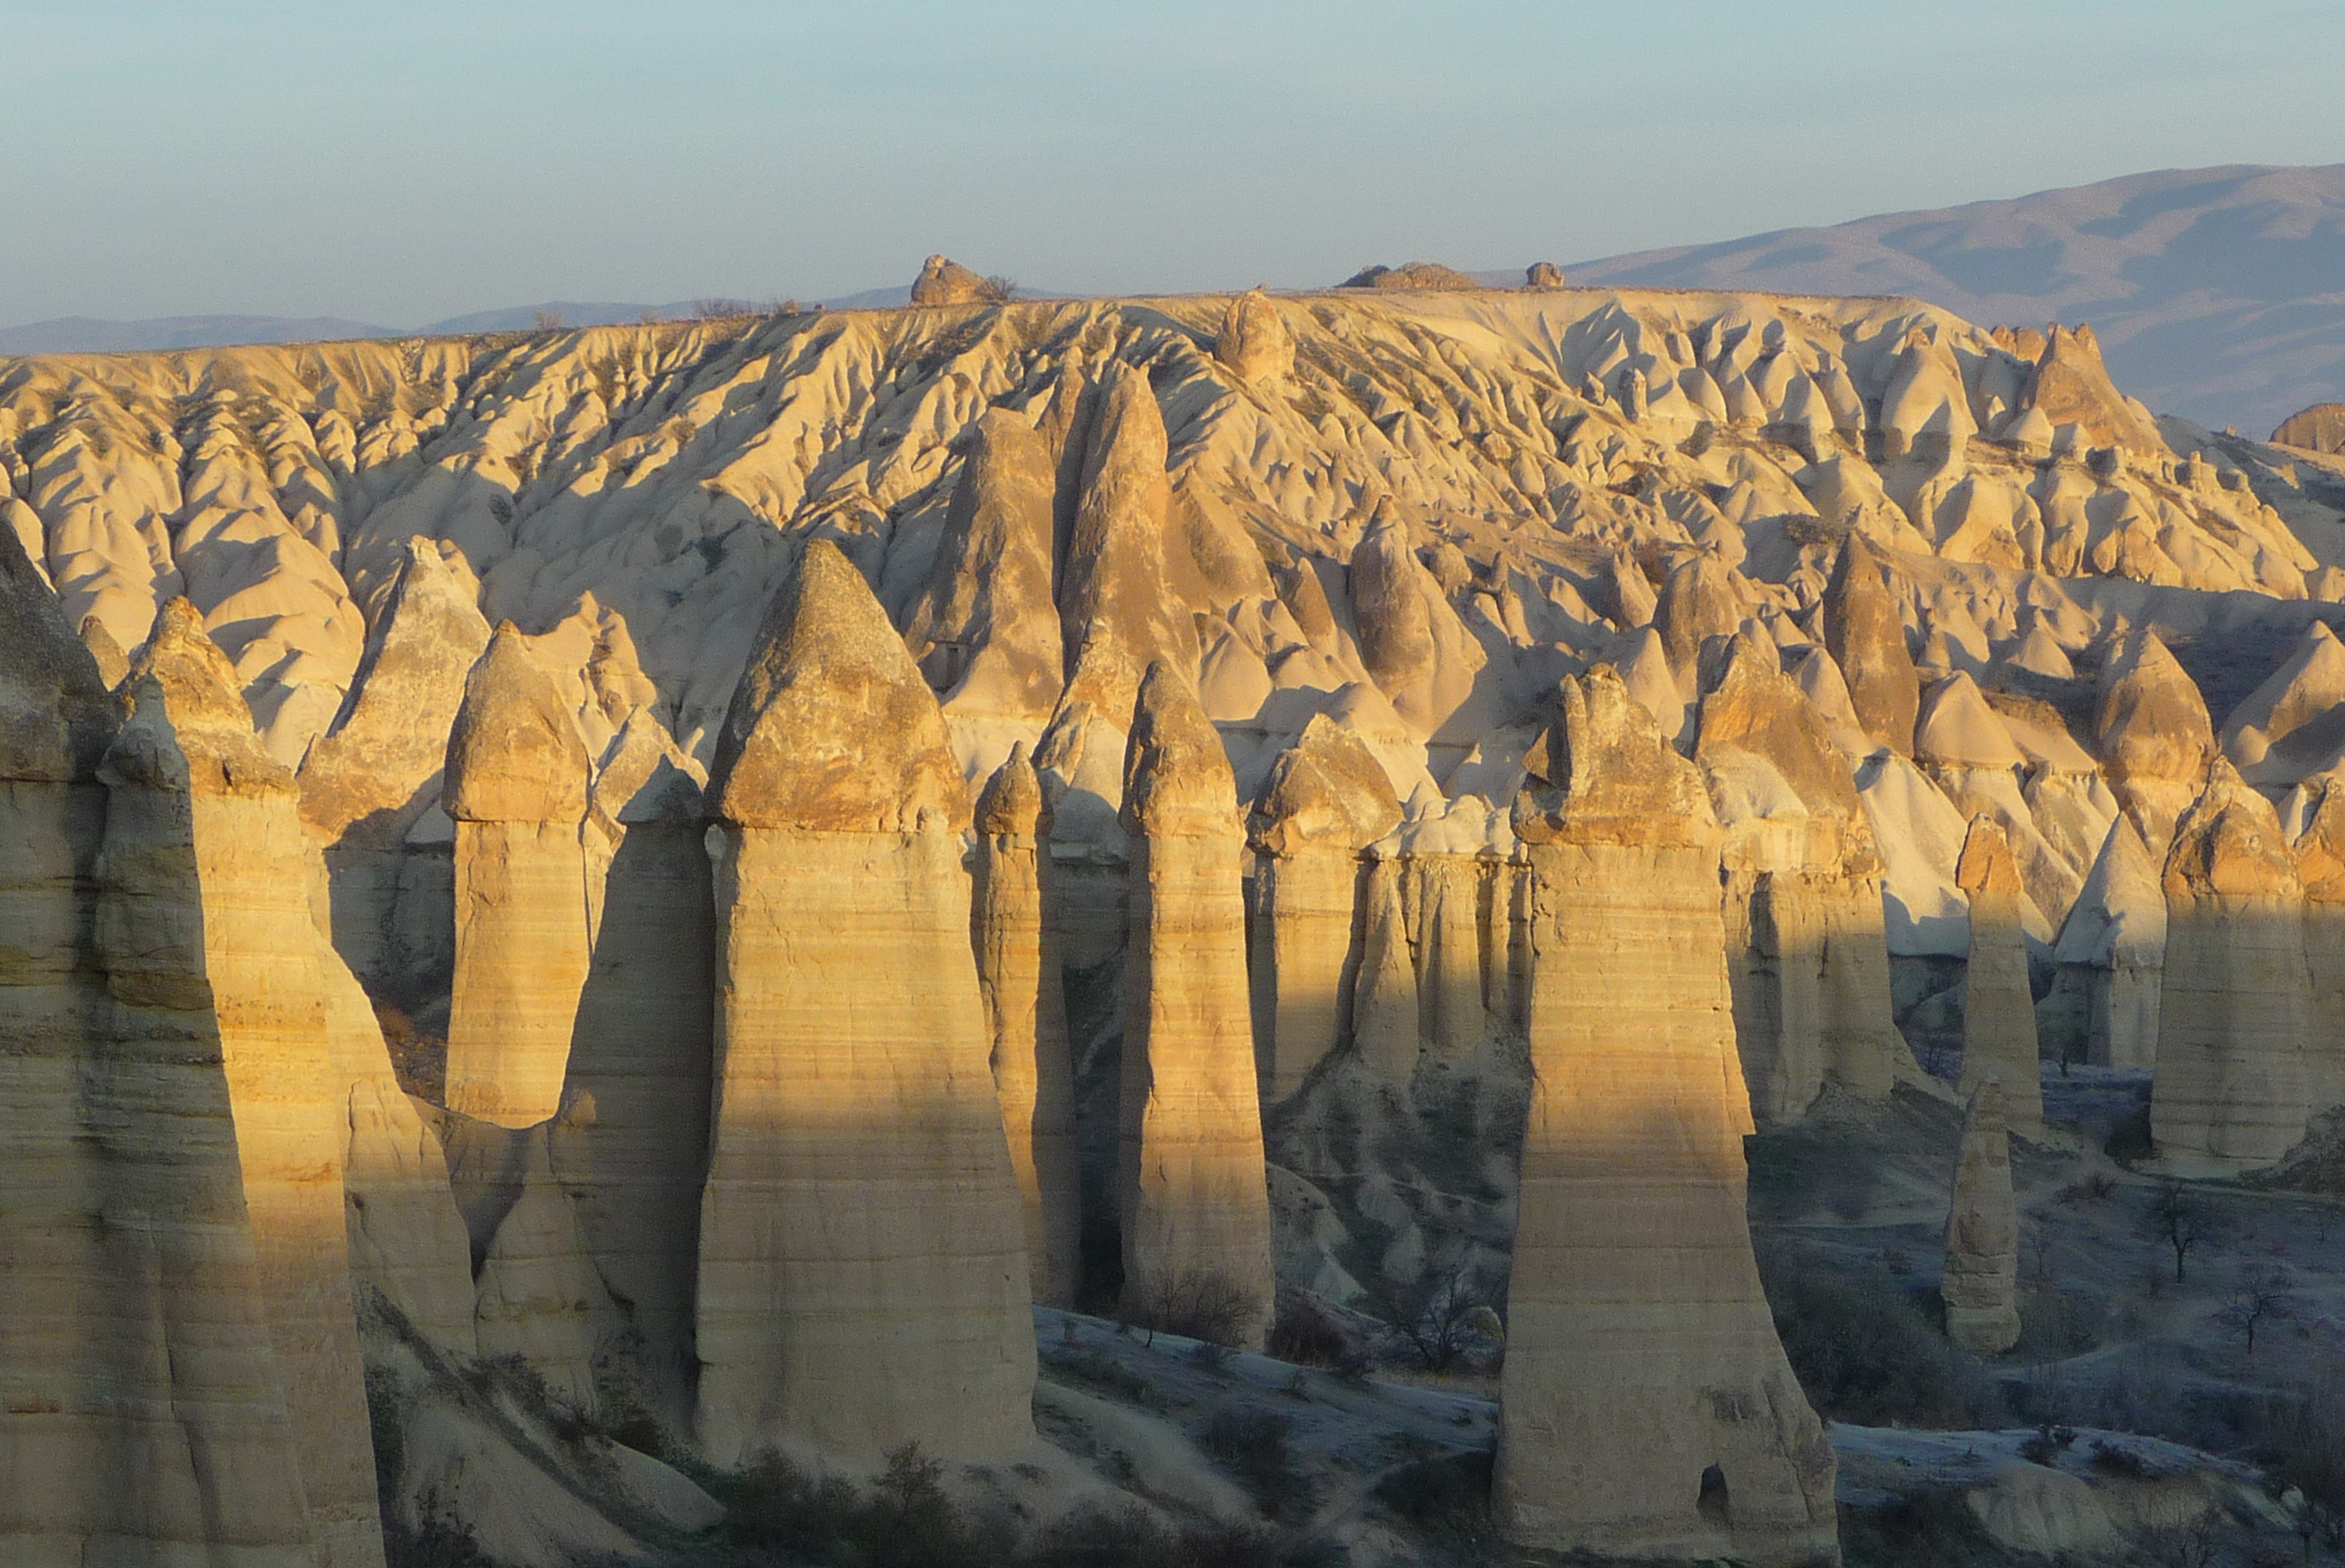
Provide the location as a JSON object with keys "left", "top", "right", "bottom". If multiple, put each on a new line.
{"left": 12, "top": 278, "right": 2345, "bottom": 1559}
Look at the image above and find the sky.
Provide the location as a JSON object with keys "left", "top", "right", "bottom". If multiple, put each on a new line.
{"left": 7, "top": 0, "right": 2345, "bottom": 327}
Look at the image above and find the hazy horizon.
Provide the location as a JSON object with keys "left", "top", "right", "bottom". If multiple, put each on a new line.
{"left": 10, "top": 0, "right": 2345, "bottom": 326}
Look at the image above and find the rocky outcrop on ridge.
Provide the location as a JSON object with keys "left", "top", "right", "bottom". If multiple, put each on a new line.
{"left": 1339, "top": 261, "right": 1478, "bottom": 290}
{"left": 2274, "top": 401, "right": 2345, "bottom": 453}
{"left": 910, "top": 255, "right": 1002, "bottom": 307}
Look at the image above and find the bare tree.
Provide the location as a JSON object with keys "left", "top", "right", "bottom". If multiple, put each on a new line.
{"left": 2220, "top": 1263, "right": 2297, "bottom": 1358}
{"left": 983, "top": 276, "right": 1020, "bottom": 303}
{"left": 1124, "top": 1269, "right": 1252, "bottom": 1348}
{"left": 531, "top": 307, "right": 567, "bottom": 332}
{"left": 2146, "top": 1181, "right": 2207, "bottom": 1283}
{"left": 1373, "top": 1264, "right": 1504, "bottom": 1373}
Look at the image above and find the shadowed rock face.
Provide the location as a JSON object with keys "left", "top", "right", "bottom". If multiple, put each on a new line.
{"left": 1822, "top": 537, "right": 1919, "bottom": 759}
{"left": 1500, "top": 666, "right": 1837, "bottom": 1566}
{"left": 442, "top": 624, "right": 593, "bottom": 1127}
{"left": 697, "top": 539, "right": 1033, "bottom": 1466}
{"left": 2022, "top": 324, "right": 2168, "bottom": 456}
{"left": 1247, "top": 713, "right": 1402, "bottom": 1100}
{"left": 1118, "top": 663, "right": 1276, "bottom": 1347}
{"left": 972, "top": 744, "right": 1083, "bottom": 1308}
{"left": 1957, "top": 816, "right": 2044, "bottom": 1134}
{"left": 2153, "top": 760, "right": 2313, "bottom": 1166}
{"left": 1943, "top": 1079, "right": 2021, "bottom": 1356}
{"left": 2291, "top": 770, "right": 2345, "bottom": 1120}
{"left": 1697, "top": 629, "right": 1904, "bottom": 1118}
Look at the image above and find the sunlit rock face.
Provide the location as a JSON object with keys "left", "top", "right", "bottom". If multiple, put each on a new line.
{"left": 1117, "top": 662, "right": 1277, "bottom": 1347}
{"left": 1956, "top": 815, "right": 2044, "bottom": 1136}
{"left": 2152, "top": 759, "right": 2314, "bottom": 1168}
{"left": 695, "top": 540, "right": 1035, "bottom": 1466}
{"left": 1497, "top": 667, "right": 1837, "bottom": 1567}
{"left": 93, "top": 600, "right": 387, "bottom": 1568}
{"left": 972, "top": 743, "right": 1083, "bottom": 1309}
{"left": 441, "top": 623, "right": 593, "bottom": 1127}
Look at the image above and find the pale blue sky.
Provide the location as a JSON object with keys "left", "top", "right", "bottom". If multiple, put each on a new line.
{"left": 8, "top": 0, "right": 2345, "bottom": 324}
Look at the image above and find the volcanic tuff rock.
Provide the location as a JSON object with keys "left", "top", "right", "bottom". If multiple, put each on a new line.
{"left": 2153, "top": 760, "right": 2315, "bottom": 1166}
{"left": 1525, "top": 261, "right": 1565, "bottom": 289}
{"left": 1822, "top": 536, "right": 1921, "bottom": 758}
{"left": 15, "top": 281, "right": 2345, "bottom": 1554}
{"left": 1118, "top": 662, "right": 1277, "bottom": 1345}
{"left": 698, "top": 540, "right": 1034, "bottom": 1465}
{"left": 442, "top": 624, "right": 594, "bottom": 1127}
{"left": 1500, "top": 667, "right": 1837, "bottom": 1564}
{"left": 1248, "top": 713, "right": 1402, "bottom": 1099}
{"left": 1956, "top": 816, "right": 2045, "bottom": 1135}
{"left": 1214, "top": 288, "right": 1295, "bottom": 385}
{"left": 2222, "top": 619, "right": 2345, "bottom": 787}
{"left": 972, "top": 744, "right": 1083, "bottom": 1308}
{"left": 2287, "top": 770, "right": 2345, "bottom": 1120}
{"left": 1942, "top": 1079, "right": 2022, "bottom": 1356}
{"left": 910, "top": 254, "right": 1000, "bottom": 307}
{"left": 1696, "top": 627, "right": 1903, "bottom": 1118}
{"left": 100, "top": 600, "right": 385, "bottom": 1568}
{"left": 2274, "top": 401, "right": 2345, "bottom": 453}
{"left": 1340, "top": 261, "right": 1478, "bottom": 291}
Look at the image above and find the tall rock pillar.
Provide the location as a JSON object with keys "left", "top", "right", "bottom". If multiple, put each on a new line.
{"left": 696, "top": 541, "right": 1035, "bottom": 1465}
{"left": 97, "top": 601, "right": 386, "bottom": 1568}
{"left": 972, "top": 744, "right": 1083, "bottom": 1309}
{"left": 1247, "top": 713, "right": 1402, "bottom": 1101}
{"left": 442, "top": 624, "right": 593, "bottom": 1127}
{"left": 1118, "top": 662, "right": 1276, "bottom": 1347}
{"left": 1497, "top": 666, "right": 1837, "bottom": 1566}
{"left": 2151, "top": 760, "right": 2313, "bottom": 1166}
{"left": 1957, "top": 816, "right": 2044, "bottom": 1135}
{"left": 1942, "top": 1079, "right": 2021, "bottom": 1356}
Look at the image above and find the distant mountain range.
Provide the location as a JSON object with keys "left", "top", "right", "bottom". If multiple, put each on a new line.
{"left": 1558, "top": 163, "right": 2345, "bottom": 441}
{"left": 8, "top": 164, "right": 2342, "bottom": 436}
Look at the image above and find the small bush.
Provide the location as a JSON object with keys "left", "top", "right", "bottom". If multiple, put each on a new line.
{"left": 2090, "top": 1438, "right": 2155, "bottom": 1479}
{"left": 1267, "top": 1290, "right": 1353, "bottom": 1369}
{"left": 1128, "top": 1269, "right": 1255, "bottom": 1346}
{"left": 1761, "top": 1257, "right": 2004, "bottom": 1428}
{"left": 1201, "top": 1409, "right": 1308, "bottom": 1521}
{"left": 1841, "top": 1487, "right": 2002, "bottom": 1568}
{"left": 1024, "top": 1502, "right": 1282, "bottom": 1568}
{"left": 721, "top": 1443, "right": 1012, "bottom": 1568}
{"left": 1373, "top": 1450, "right": 1492, "bottom": 1552}
{"left": 1042, "top": 1346, "right": 1166, "bottom": 1411}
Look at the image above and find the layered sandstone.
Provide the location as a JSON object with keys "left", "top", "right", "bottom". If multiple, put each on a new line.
{"left": 1696, "top": 628, "right": 1903, "bottom": 1118}
{"left": 972, "top": 745, "right": 1083, "bottom": 1308}
{"left": 696, "top": 540, "right": 1035, "bottom": 1465}
{"left": 1957, "top": 817, "right": 2045, "bottom": 1135}
{"left": 1942, "top": 1079, "right": 2022, "bottom": 1356}
{"left": 554, "top": 750, "right": 714, "bottom": 1427}
{"left": 2289, "top": 770, "right": 2345, "bottom": 1119}
{"left": 1498, "top": 666, "right": 1837, "bottom": 1564}
{"left": 1118, "top": 662, "right": 1277, "bottom": 1346}
{"left": 1248, "top": 714, "right": 1402, "bottom": 1100}
{"left": 2151, "top": 760, "right": 2313, "bottom": 1166}
{"left": 442, "top": 624, "right": 593, "bottom": 1127}
{"left": 98, "top": 601, "right": 386, "bottom": 1567}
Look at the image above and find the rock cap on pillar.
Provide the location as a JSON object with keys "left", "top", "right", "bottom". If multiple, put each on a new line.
{"left": 1122, "top": 660, "right": 1240, "bottom": 840}
{"left": 975, "top": 739, "right": 1046, "bottom": 836}
{"left": 711, "top": 541, "right": 970, "bottom": 833}
{"left": 444, "top": 623, "right": 589, "bottom": 824}
{"left": 1248, "top": 713, "right": 1402, "bottom": 855}
{"left": 113, "top": 599, "right": 292, "bottom": 799}
{"left": 2164, "top": 757, "right": 2300, "bottom": 899}
{"left": 1514, "top": 663, "right": 1718, "bottom": 848}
